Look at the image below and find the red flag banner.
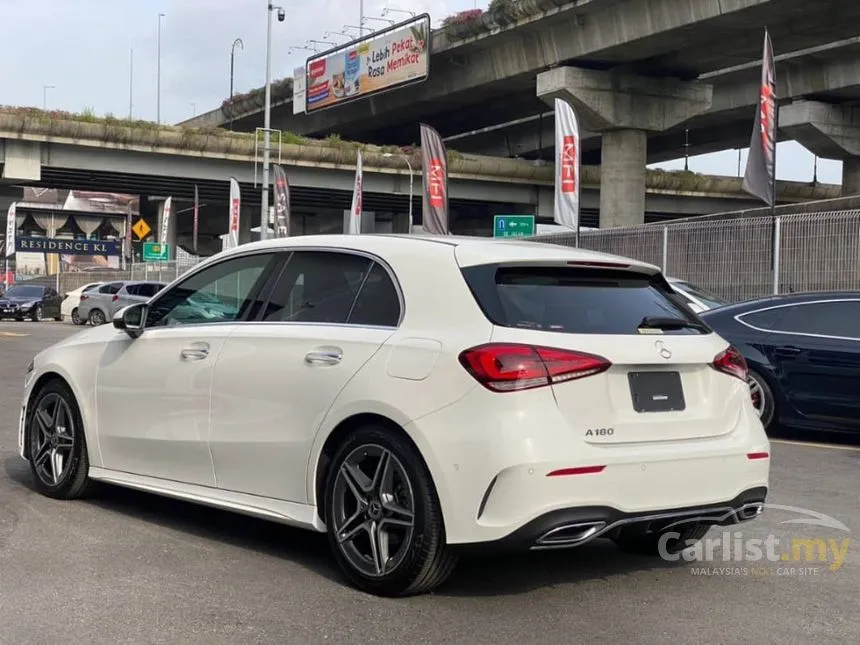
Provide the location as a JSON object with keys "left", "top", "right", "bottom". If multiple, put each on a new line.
{"left": 227, "top": 177, "right": 241, "bottom": 248}
{"left": 742, "top": 29, "right": 777, "bottom": 206}
{"left": 553, "top": 98, "right": 581, "bottom": 232}
{"left": 419, "top": 123, "right": 449, "bottom": 235}
{"left": 272, "top": 165, "right": 291, "bottom": 238}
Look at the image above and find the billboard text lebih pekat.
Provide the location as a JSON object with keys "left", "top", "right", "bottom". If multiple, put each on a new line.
{"left": 305, "top": 14, "right": 430, "bottom": 113}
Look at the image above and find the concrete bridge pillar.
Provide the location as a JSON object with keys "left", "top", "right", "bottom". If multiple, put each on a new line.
{"left": 780, "top": 100, "right": 860, "bottom": 197}
{"left": 537, "top": 67, "right": 712, "bottom": 228}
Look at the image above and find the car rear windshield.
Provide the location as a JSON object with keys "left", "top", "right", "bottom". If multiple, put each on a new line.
{"left": 461, "top": 264, "right": 707, "bottom": 335}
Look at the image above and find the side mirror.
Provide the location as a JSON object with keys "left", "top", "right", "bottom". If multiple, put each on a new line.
{"left": 113, "top": 303, "right": 146, "bottom": 338}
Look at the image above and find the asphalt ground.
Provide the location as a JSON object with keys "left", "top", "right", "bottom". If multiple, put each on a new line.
{"left": 1, "top": 321, "right": 858, "bottom": 644}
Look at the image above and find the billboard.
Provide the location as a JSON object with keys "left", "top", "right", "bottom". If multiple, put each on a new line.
{"left": 304, "top": 14, "right": 430, "bottom": 113}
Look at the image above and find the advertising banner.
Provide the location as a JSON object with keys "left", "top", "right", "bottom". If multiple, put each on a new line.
{"left": 553, "top": 98, "right": 581, "bottom": 240}
{"left": 272, "top": 164, "right": 291, "bottom": 238}
{"left": 15, "top": 237, "right": 121, "bottom": 256}
{"left": 742, "top": 28, "right": 778, "bottom": 207}
{"left": 305, "top": 14, "right": 430, "bottom": 113}
{"left": 419, "top": 123, "right": 449, "bottom": 235}
{"left": 4, "top": 203, "right": 15, "bottom": 258}
{"left": 227, "top": 177, "right": 241, "bottom": 249}
{"left": 160, "top": 196, "right": 173, "bottom": 246}
{"left": 347, "top": 151, "right": 363, "bottom": 234}
{"left": 193, "top": 184, "right": 200, "bottom": 254}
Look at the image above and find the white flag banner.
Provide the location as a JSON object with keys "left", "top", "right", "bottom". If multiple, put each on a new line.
{"left": 5, "top": 202, "right": 16, "bottom": 258}
{"left": 553, "top": 98, "right": 581, "bottom": 235}
{"left": 348, "top": 150, "right": 363, "bottom": 235}
{"left": 227, "top": 177, "right": 241, "bottom": 248}
{"left": 160, "top": 196, "right": 173, "bottom": 247}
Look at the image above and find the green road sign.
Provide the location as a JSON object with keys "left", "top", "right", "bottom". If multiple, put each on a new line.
{"left": 493, "top": 214, "right": 535, "bottom": 238}
{"left": 142, "top": 242, "right": 169, "bottom": 262}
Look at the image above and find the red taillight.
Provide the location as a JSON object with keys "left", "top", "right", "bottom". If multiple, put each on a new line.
{"left": 547, "top": 465, "right": 606, "bottom": 477}
{"left": 80, "top": 294, "right": 88, "bottom": 301}
{"left": 747, "top": 452, "right": 769, "bottom": 460}
{"left": 458, "top": 343, "right": 611, "bottom": 392}
{"left": 111, "top": 294, "right": 119, "bottom": 301}
{"left": 711, "top": 346, "right": 748, "bottom": 381}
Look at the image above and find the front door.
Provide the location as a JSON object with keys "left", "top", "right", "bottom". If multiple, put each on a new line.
{"left": 209, "top": 250, "right": 402, "bottom": 502}
{"left": 95, "top": 251, "right": 279, "bottom": 485}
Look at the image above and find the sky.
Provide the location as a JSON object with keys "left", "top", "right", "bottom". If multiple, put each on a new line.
{"left": 0, "top": 0, "right": 843, "bottom": 186}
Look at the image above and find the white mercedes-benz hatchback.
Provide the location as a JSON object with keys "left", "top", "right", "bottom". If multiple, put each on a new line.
{"left": 19, "top": 234, "right": 770, "bottom": 596}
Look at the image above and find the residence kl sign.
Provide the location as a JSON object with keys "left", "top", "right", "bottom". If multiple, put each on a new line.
{"left": 304, "top": 13, "right": 430, "bottom": 113}
{"left": 15, "top": 237, "right": 121, "bottom": 256}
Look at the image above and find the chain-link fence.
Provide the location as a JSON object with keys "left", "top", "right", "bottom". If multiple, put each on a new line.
{"left": 26, "top": 259, "right": 204, "bottom": 295}
{"left": 533, "top": 210, "right": 860, "bottom": 303}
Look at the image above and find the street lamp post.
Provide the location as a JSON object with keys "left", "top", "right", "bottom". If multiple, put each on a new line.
{"left": 229, "top": 38, "right": 244, "bottom": 130}
{"left": 383, "top": 153, "right": 414, "bottom": 227}
{"left": 262, "top": 3, "right": 285, "bottom": 241}
{"left": 157, "top": 13, "right": 165, "bottom": 124}
{"left": 42, "top": 85, "right": 55, "bottom": 110}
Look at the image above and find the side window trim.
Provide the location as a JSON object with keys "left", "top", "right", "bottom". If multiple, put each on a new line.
{"left": 145, "top": 250, "right": 281, "bottom": 328}
{"left": 255, "top": 247, "right": 405, "bottom": 328}
{"left": 736, "top": 299, "right": 860, "bottom": 341}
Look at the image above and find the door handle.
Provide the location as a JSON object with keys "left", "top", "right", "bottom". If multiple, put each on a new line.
{"left": 774, "top": 346, "right": 801, "bottom": 357}
{"left": 180, "top": 342, "right": 210, "bottom": 361}
{"left": 304, "top": 348, "right": 343, "bottom": 366}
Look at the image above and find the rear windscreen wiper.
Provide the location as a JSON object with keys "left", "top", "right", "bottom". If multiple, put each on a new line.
{"left": 638, "top": 316, "right": 708, "bottom": 332}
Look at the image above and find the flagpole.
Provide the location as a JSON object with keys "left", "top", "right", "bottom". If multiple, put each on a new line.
{"left": 770, "top": 102, "right": 780, "bottom": 294}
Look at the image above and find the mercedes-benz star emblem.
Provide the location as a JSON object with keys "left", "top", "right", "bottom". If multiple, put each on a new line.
{"left": 655, "top": 340, "right": 672, "bottom": 360}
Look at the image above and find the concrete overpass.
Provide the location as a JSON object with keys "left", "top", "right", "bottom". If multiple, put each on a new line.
{"left": 449, "top": 37, "right": 860, "bottom": 164}
{"left": 179, "top": 0, "right": 860, "bottom": 228}
{"left": 0, "top": 112, "right": 837, "bottom": 255}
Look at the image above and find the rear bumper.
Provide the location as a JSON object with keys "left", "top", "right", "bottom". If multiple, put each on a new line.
{"left": 456, "top": 486, "right": 768, "bottom": 553}
{"left": 404, "top": 383, "right": 770, "bottom": 546}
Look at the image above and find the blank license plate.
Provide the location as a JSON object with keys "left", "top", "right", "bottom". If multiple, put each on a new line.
{"left": 628, "top": 371, "right": 686, "bottom": 413}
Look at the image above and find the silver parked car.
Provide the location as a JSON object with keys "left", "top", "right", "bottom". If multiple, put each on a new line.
{"left": 79, "top": 281, "right": 166, "bottom": 325}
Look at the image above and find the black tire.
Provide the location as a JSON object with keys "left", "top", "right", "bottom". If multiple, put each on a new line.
{"left": 747, "top": 369, "right": 776, "bottom": 433}
{"left": 31, "top": 305, "right": 42, "bottom": 322}
{"left": 26, "top": 379, "right": 92, "bottom": 500}
{"left": 324, "top": 425, "right": 457, "bottom": 597}
{"left": 89, "top": 309, "right": 106, "bottom": 325}
{"left": 613, "top": 523, "right": 711, "bottom": 557}
{"left": 71, "top": 308, "right": 83, "bottom": 325}
{"left": 54, "top": 313, "right": 63, "bottom": 322}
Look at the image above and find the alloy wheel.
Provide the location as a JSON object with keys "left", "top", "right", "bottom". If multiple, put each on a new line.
{"left": 34, "top": 306, "right": 43, "bottom": 321}
{"left": 30, "top": 392, "right": 76, "bottom": 487}
{"left": 71, "top": 309, "right": 81, "bottom": 325}
{"left": 331, "top": 444, "right": 416, "bottom": 578}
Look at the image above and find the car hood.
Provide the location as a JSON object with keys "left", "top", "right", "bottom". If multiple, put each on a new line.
{"left": 0, "top": 297, "right": 38, "bottom": 306}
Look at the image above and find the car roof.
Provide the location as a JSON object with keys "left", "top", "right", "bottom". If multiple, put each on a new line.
{"left": 215, "top": 234, "right": 660, "bottom": 273}
{"left": 703, "top": 290, "right": 860, "bottom": 316}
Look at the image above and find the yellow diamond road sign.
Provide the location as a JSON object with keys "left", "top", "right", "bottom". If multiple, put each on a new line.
{"left": 132, "top": 219, "right": 151, "bottom": 240}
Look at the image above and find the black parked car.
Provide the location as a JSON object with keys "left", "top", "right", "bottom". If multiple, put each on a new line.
{"left": 700, "top": 291, "right": 860, "bottom": 435}
{"left": 0, "top": 284, "right": 63, "bottom": 322}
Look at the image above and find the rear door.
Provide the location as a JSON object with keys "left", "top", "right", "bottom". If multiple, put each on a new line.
{"left": 208, "top": 249, "right": 401, "bottom": 502}
{"left": 459, "top": 262, "right": 743, "bottom": 445}
{"left": 762, "top": 300, "right": 860, "bottom": 426}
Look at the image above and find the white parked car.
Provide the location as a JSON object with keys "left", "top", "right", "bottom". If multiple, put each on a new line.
{"left": 667, "top": 277, "right": 728, "bottom": 313}
{"left": 18, "top": 235, "right": 770, "bottom": 596}
{"left": 61, "top": 282, "right": 104, "bottom": 325}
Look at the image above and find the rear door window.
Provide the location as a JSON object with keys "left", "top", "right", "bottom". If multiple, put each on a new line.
{"left": 773, "top": 301, "right": 860, "bottom": 339}
{"left": 461, "top": 265, "right": 706, "bottom": 335}
{"left": 100, "top": 282, "right": 123, "bottom": 294}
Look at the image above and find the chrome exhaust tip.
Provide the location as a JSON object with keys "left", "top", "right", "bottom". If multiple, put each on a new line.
{"left": 533, "top": 521, "right": 607, "bottom": 549}
{"left": 738, "top": 502, "right": 765, "bottom": 521}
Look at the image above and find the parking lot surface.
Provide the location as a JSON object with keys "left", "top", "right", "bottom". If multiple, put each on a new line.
{"left": 1, "top": 321, "right": 859, "bottom": 644}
